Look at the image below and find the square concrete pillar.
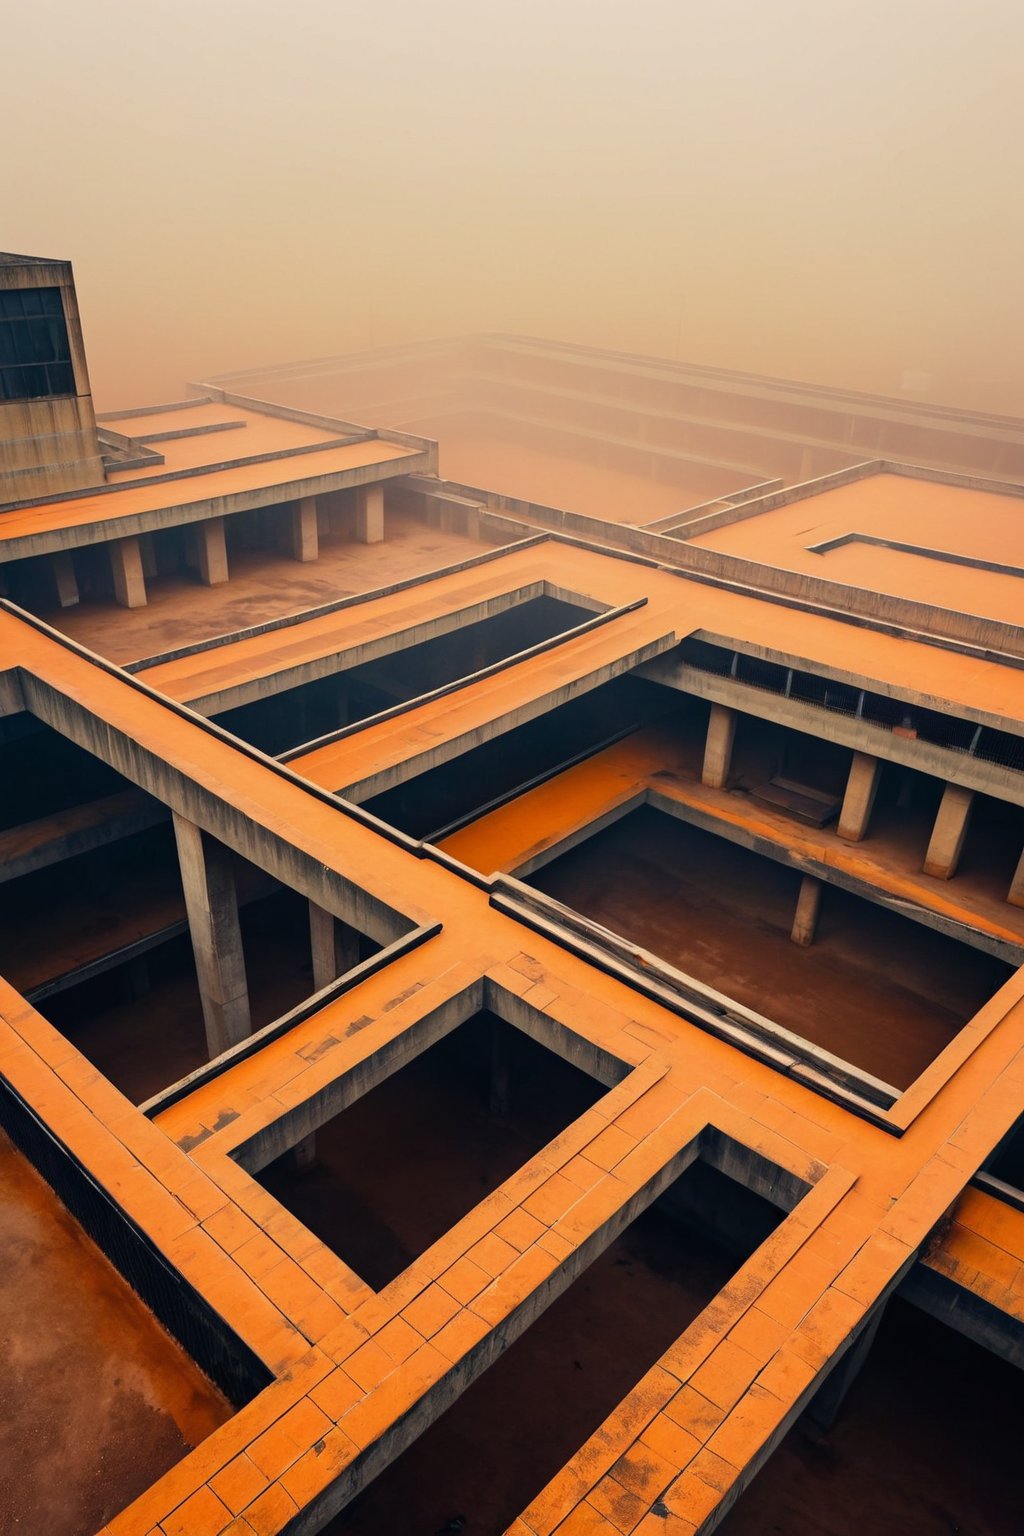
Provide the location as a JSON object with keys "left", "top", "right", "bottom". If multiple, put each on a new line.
{"left": 52, "top": 551, "right": 79, "bottom": 609}
{"left": 172, "top": 813, "right": 251, "bottom": 1057}
{"left": 791, "top": 874, "right": 823, "bottom": 946}
{"left": 354, "top": 483, "right": 384, "bottom": 544}
{"left": 923, "top": 783, "right": 974, "bottom": 880}
{"left": 701, "top": 703, "right": 737, "bottom": 790}
{"left": 196, "top": 517, "right": 229, "bottom": 585}
{"left": 139, "top": 533, "right": 159, "bottom": 579}
{"left": 309, "top": 900, "right": 360, "bottom": 991}
{"left": 109, "top": 535, "right": 147, "bottom": 608}
{"left": 289, "top": 496, "right": 319, "bottom": 562}
{"left": 1007, "top": 846, "right": 1024, "bottom": 909}
{"left": 837, "top": 752, "right": 882, "bottom": 842}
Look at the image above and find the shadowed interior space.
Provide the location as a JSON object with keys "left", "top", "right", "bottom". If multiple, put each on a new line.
{"left": 39, "top": 886, "right": 335, "bottom": 1104}
{"left": 327, "top": 1161, "right": 784, "bottom": 1536}
{"left": 213, "top": 593, "right": 596, "bottom": 756}
{"left": 257, "top": 1011, "right": 606, "bottom": 1291}
{"left": 363, "top": 676, "right": 679, "bottom": 838}
{"left": 0, "top": 1127, "right": 231, "bottom": 1536}
{"left": 717, "top": 1297, "right": 1021, "bottom": 1536}
{"left": 528, "top": 806, "right": 1012, "bottom": 1088}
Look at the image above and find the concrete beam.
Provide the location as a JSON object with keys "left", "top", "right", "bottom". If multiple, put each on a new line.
{"left": 109, "top": 535, "right": 147, "bottom": 609}
{"left": 52, "top": 551, "right": 79, "bottom": 609}
{"left": 354, "top": 484, "right": 384, "bottom": 544}
{"left": 701, "top": 703, "right": 737, "bottom": 790}
{"left": 837, "top": 751, "right": 882, "bottom": 842}
{"left": 196, "top": 517, "right": 229, "bottom": 585}
{"left": 1008, "top": 847, "right": 1024, "bottom": 910}
{"left": 172, "top": 812, "right": 252, "bottom": 1057}
{"left": 289, "top": 496, "right": 319, "bottom": 562}
{"left": 791, "top": 874, "right": 822, "bottom": 947}
{"left": 923, "top": 783, "right": 975, "bottom": 880}
{"left": 638, "top": 660, "right": 1024, "bottom": 809}
{"left": 806, "top": 1304, "right": 886, "bottom": 1430}
{"left": 309, "top": 900, "right": 360, "bottom": 991}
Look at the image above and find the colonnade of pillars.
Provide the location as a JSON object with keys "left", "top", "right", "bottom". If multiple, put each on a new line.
{"left": 171, "top": 812, "right": 361, "bottom": 1064}
{"left": 699, "top": 703, "right": 1024, "bottom": 944}
{"left": 51, "top": 484, "right": 386, "bottom": 610}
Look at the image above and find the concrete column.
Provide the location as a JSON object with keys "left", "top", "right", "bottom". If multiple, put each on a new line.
{"left": 354, "top": 484, "right": 384, "bottom": 544}
{"left": 807, "top": 1304, "right": 885, "bottom": 1431}
{"left": 172, "top": 813, "right": 251, "bottom": 1057}
{"left": 309, "top": 900, "right": 360, "bottom": 992}
{"left": 196, "top": 517, "right": 229, "bottom": 585}
{"left": 1006, "top": 846, "right": 1024, "bottom": 909}
{"left": 923, "top": 783, "right": 974, "bottom": 880}
{"left": 140, "top": 534, "right": 159, "bottom": 580}
{"left": 791, "top": 874, "right": 823, "bottom": 947}
{"left": 109, "top": 536, "right": 147, "bottom": 608}
{"left": 837, "top": 752, "right": 882, "bottom": 842}
{"left": 289, "top": 496, "right": 319, "bottom": 562}
{"left": 702, "top": 703, "right": 737, "bottom": 790}
{"left": 52, "top": 551, "right": 79, "bottom": 608}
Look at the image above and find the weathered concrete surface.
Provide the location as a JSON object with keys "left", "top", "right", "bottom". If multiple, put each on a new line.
{"left": 0, "top": 1129, "right": 229, "bottom": 1536}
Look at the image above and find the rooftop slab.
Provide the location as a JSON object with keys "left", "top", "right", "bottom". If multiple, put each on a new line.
{"left": 688, "top": 473, "right": 1024, "bottom": 627}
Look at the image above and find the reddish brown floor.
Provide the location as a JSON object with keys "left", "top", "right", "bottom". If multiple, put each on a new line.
{"left": 0, "top": 1129, "right": 231, "bottom": 1536}
{"left": 327, "top": 1189, "right": 749, "bottom": 1536}
{"left": 529, "top": 807, "right": 1011, "bottom": 1089}
{"left": 716, "top": 1299, "right": 1021, "bottom": 1536}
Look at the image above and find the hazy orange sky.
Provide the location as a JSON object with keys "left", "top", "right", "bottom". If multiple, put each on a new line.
{"left": 3, "top": 0, "right": 1022, "bottom": 411}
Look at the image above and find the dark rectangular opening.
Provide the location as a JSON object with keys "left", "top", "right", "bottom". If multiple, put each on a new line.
{"left": 326, "top": 1160, "right": 784, "bottom": 1536}
{"left": 256, "top": 1011, "right": 606, "bottom": 1291}
{"left": 363, "top": 675, "right": 678, "bottom": 839}
{"left": 213, "top": 594, "right": 597, "bottom": 757}
{"left": 527, "top": 804, "right": 1012, "bottom": 1089}
{"left": 717, "top": 1297, "right": 1020, "bottom": 1536}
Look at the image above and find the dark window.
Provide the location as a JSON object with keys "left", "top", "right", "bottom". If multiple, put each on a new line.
{"left": 0, "top": 287, "right": 75, "bottom": 401}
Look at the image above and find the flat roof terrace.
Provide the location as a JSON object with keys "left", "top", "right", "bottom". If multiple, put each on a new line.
{"left": 686, "top": 472, "right": 1024, "bottom": 628}
{"left": 0, "top": 398, "right": 431, "bottom": 561}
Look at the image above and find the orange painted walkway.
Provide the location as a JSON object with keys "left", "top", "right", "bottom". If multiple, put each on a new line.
{"left": 2, "top": 589, "right": 1023, "bottom": 1536}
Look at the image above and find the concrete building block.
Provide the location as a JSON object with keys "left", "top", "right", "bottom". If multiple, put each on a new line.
{"left": 109, "top": 535, "right": 147, "bottom": 608}
{"left": 354, "top": 484, "right": 384, "bottom": 544}
{"left": 923, "top": 783, "right": 975, "bottom": 880}
{"left": 52, "top": 550, "right": 79, "bottom": 609}
{"left": 172, "top": 812, "right": 252, "bottom": 1056}
{"left": 924, "top": 781, "right": 976, "bottom": 878}
{"left": 196, "top": 517, "right": 229, "bottom": 585}
{"left": 837, "top": 752, "right": 882, "bottom": 842}
{"left": 702, "top": 703, "right": 737, "bottom": 790}
{"left": 791, "top": 874, "right": 823, "bottom": 947}
{"left": 290, "top": 496, "right": 319, "bottom": 563}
